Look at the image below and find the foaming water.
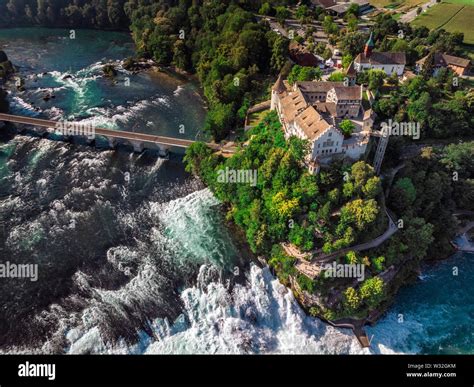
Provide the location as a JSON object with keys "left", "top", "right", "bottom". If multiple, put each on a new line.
{"left": 0, "top": 28, "right": 207, "bottom": 138}
{"left": 368, "top": 252, "right": 474, "bottom": 355}
{"left": 1, "top": 27, "right": 473, "bottom": 356}
{"left": 58, "top": 264, "right": 366, "bottom": 355}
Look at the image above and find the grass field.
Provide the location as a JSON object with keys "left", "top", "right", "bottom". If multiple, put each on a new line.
{"left": 368, "top": 0, "right": 425, "bottom": 8}
{"left": 247, "top": 109, "right": 269, "bottom": 127}
{"left": 412, "top": 2, "right": 474, "bottom": 44}
{"left": 438, "top": 0, "right": 474, "bottom": 4}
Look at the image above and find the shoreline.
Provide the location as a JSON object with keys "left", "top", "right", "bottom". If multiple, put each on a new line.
{"left": 217, "top": 201, "right": 474, "bottom": 348}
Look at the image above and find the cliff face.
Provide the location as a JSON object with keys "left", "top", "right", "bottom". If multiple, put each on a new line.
{"left": 0, "top": 50, "right": 11, "bottom": 113}
{"left": 0, "top": 50, "right": 14, "bottom": 80}
{"left": 0, "top": 88, "right": 8, "bottom": 113}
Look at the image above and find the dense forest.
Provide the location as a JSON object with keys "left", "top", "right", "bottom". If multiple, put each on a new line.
{"left": 0, "top": 0, "right": 129, "bottom": 29}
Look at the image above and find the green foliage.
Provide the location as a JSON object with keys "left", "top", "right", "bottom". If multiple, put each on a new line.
{"left": 367, "top": 69, "right": 386, "bottom": 92}
{"left": 297, "top": 274, "right": 315, "bottom": 293}
{"left": 371, "top": 256, "right": 385, "bottom": 272}
{"left": 342, "top": 54, "right": 353, "bottom": 70}
{"left": 275, "top": 6, "right": 290, "bottom": 24}
{"left": 392, "top": 177, "right": 417, "bottom": 211}
{"left": 328, "top": 71, "right": 345, "bottom": 82}
{"left": 288, "top": 65, "right": 322, "bottom": 85}
{"left": 345, "top": 250, "right": 359, "bottom": 264}
{"left": 204, "top": 102, "right": 235, "bottom": 141}
{"left": 339, "top": 31, "right": 366, "bottom": 57}
{"left": 268, "top": 245, "right": 296, "bottom": 283}
{"left": 359, "top": 277, "right": 385, "bottom": 309}
{"left": 258, "top": 2, "right": 274, "bottom": 16}
{"left": 339, "top": 119, "right": 355, "bottom": 138}
{"left": 343, "top": 287, "right": 361, "bottom": 312}
{"left": 341, "top": 199, "right": 379, "bottom": 231}
{"left": 323, "top": 16, "right": 338, "bottom": 36}
{"left": 401, "top": 217, "right": 434, "bottom": 260}
{"left": 270, "top": 35, "right": 289, "bottom": 73}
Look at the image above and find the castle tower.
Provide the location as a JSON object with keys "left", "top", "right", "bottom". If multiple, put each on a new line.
{"left": 271, "top": 74, "right": 286, "bottom": 111}
{"left": 364, "top": 32, "right": 375, "bottom": 58}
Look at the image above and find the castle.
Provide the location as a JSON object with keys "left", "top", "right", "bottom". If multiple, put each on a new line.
{"left": 270, "top": 76, "right": 373, "bottom": 174}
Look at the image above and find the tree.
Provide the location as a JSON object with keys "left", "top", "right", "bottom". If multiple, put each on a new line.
{"left": 172, "top": 39, "right": 188, "bottom": 70}
{"left": 343, "top": 287, "right": 361, "bottom": 312}
{"left": 339, "top": 31, "right": 366, "bottom": 57}
{"left": 363, "top": 177, "right": 382, "bottom": 199}
{"left": 342, "top": 54, "right": 353, "bottom": 70}
{"left": 368, "top": 69, "right": 386, "bottom": 92}
{"left": 372, "top": 256, "right": 385, "bottom": 272}
{"left": 346, "top": 4, "right": 360, "bottom": 17}
{"left": 270, "top": 35, "right": 289, "bottom": 72}
{"left": 183, "top": 142, "right": 214, "bottom": 176}
{"left": 288, "top": 65, "right": 322, "bottom": 84}
{"left": 402, "top": 217, "right": 434, "bottom": 260}
{"left": 346, "top": 250, "right": 359, "bottom": 264}
{"left": 421, "top": 51, "right": 435, "bottom": 79}
{"left": 204, "top": 103, "right": 235, "bottom": 141}
{"left": 391, "top": 177, "right": 417, "bottom": 212}
{"left": 328, "top": 71, "right": 345, "bottom": 82}
{"left": 341, "top": 199, "right": 379, "bottom": 230}
{"left": 296, "top": 5, "right": 309, "bottom": 21}
{"left": 360, "top": 277, "right": 385, "bottom": 308}
{"left": 322, "top": 16, "right": 338, "bottom": 35}
{"left": 322, "top": 47, "right": 333, "bottom": 60}
{"left": 275, "top": 6, "right": 290, "bottom": 25}
{"left": 340, "top": 119, "right": 355, "bottom": 138}
{"left": 259, "top": 2, "right": 273, "bottom": 16}
{"left": 351, "top": 161, "right": 376, "bottom": 194}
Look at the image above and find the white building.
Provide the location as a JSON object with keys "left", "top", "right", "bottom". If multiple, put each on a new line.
{"left": 271, "top": 76, "right": 372, "bottom": 174}
{"left": 353, "top": 33, "right": 406, "bottom": 76}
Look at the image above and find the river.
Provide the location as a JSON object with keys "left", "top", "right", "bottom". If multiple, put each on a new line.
{"left": 0, "top": 28, "right": 472, "bottom": 355}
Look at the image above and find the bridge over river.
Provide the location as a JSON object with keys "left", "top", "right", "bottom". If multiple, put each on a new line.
{"left": 0, "top": 113, "right": 236, "bottom": 156}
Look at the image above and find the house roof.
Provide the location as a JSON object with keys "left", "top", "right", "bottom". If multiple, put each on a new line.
{"left": 327, "top": 3, "right": 350, "bottom": 14}
{"left": 314, "top": 102, "right": 338, "bottom": 117}
{"left": 352, "top": 0, "right": 370, "bottom": 6}
{"left": 294, "top": 106, "right": 334, "bottom": 140}
{"left": 355, "top": 51, "right": 406, "bottom": 65}
{"left": 417, "top": 52, "right": 470, "bottom": 69}
{"left": 311, "top": 0, "right": 337, "bottom": 8}
{"left": 346, "top": 60, "right": 356, "bottom": 76}
{"left": 280, "top": 89, "right": 308, "bottom": 122}
{"left": 332, "top": 85, "right": 362, "bottom": 100}
{"left": 289, "top": 42, "right": 320, "bottom": 67}
{"left": 297, "top": 81, "right": 343, "bottom": 93}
